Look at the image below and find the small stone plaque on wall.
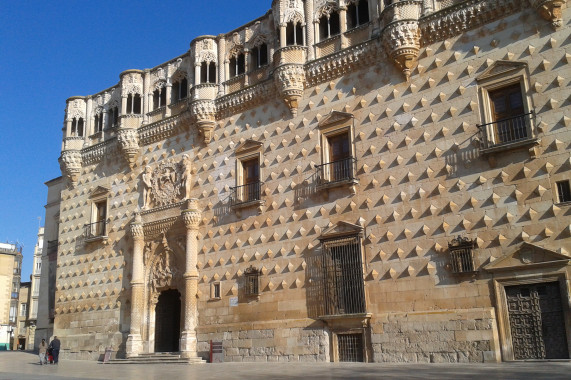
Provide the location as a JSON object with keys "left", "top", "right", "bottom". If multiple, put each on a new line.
{"left": 229, "top": 296, "right": 238, "bottom": 307}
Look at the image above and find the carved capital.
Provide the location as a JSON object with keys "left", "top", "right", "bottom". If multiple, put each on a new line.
{"left": 130, "top": 213, "right": 144, "bottom": 240}
{"left": 530, "top": 0, "right": 564, "bottom": 28}
{"left": 60, "top": 150, "right": 82, "bottom": 186}
{"left": 182, "top": 198, "right": 201, "bottom": 230}
{"left": 274, "top": 64, "right": 305, "bottom": 116}
{"left": 197, "top": 120, "right": 216, "bottom": 144}
{"left": 117, "top": 128, "right": 140, "bottom": 167}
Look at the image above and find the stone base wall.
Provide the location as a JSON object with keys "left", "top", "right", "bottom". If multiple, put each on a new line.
{"left": 197, "top": 322, "right": 330, "bottom": 362}
{"left": 371, "top": 308, "right": 501, "bottom": 363}
{"left": 58, "top": 332, "right": 127, "bottom": 361}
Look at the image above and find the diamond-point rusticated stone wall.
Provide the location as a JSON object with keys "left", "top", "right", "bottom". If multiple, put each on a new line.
{"left": 45, "top": 0, "right": 571, "bottom": 363}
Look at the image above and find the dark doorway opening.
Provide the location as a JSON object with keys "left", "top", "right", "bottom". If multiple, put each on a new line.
{"left": 506, "top": 282, "right": 569, "bottom": 359}
{"left": 155, "top": 289, "right": 181, "bottom": 353}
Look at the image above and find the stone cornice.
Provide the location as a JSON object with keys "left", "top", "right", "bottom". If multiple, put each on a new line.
{"left": 419, "top": 0, "right": 524, "bottom": 45}
{"left": 305, "top": 38, "right": 382, "bottom": 87}
{"left": 138, "top": 111, "right": 191, "bottom": 146}
{"left": 216, "top": 79, "right": 277, "bottom": 119}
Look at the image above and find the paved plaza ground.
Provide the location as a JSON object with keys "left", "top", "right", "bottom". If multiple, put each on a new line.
{"left": 0, "top": 351, "right": 569, "bottom": 380}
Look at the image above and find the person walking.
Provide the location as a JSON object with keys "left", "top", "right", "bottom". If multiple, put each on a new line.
{"left": 38, "top": 339, "right": 48, "bottom": 365}
{"left": 49, "top": 336, "right": 61, "bottom": 365}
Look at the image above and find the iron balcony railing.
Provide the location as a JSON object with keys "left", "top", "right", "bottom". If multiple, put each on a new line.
{"left": 477, "top": 112, "right": 534, "bottom": 150}
{"left": 83, "top": 220, "right": 107, "bottom": 240}
{"left": 230, "top": 182, "right": 263, "bottom": 207}
{"left": 316, "top": 157, "right": 357, "bottom": 185}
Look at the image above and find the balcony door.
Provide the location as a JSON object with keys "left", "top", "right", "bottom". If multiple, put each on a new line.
{"left": 328, "top": 132, "right": 351, "bottom": 182}
{"left": 490, "top": 84, "right": 526, "bottom": 144}
{"left": 242, "top": 157, "right": 259, "bottom": 202}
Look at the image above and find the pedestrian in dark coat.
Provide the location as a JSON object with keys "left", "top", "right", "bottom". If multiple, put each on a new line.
{"left": 49, "top": 337, "right": 61, "bottom": 365}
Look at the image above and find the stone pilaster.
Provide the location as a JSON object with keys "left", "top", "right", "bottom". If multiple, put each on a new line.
{"left": 217, "top": 35, "right": 226, "bottom": 95}
{"left": 304, "top": 0, "right": 315, "bottom": 59}
{"left": 126, "top": 213, "right": 144, "bottom": 357}
{"left": 180, "top": 199, "right": 201, "bottom": 358}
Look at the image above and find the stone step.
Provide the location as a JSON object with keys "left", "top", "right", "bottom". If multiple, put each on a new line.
{"left": 105, "top": 354, "right": 206, "bottom": 365}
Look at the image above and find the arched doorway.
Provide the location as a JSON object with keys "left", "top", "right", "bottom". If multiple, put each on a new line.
{"left": 154, "top": 289, "right": 181, "bottom": 353}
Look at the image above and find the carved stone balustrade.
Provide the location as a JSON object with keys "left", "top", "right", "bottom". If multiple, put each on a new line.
{"left": 117, "top": 127, "right": 140, "bottom": 167}
{"left": 273, "top": 46, "right": 307, "bottom": 117}
{"left": 63, "top": 136, "right": 84, "bottom": 151}
{"left": 530, "top": 0, "right": 565, "bottom": 28}
{"left": 59, "top": 149, "right": 82, "bottom": 186}
{"left": 190, "top": 84, "right": 218, "bottom": 144}
{"left": 273, "top": 45, "right": 307, "bottom": 66}
{"left": 381, "top": 0, "right": 423, "bottom": 80}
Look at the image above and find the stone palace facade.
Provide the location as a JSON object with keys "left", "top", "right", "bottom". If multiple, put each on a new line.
{"left": 44, "top": 0, "right": 571, "bottom": 363}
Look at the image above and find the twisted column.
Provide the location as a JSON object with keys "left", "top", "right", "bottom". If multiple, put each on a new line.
{"left": 180, "top": 199, "right": 201, "bottom": 358}
{"left": 126, "top": 213, "right": 145, "bottom": 357}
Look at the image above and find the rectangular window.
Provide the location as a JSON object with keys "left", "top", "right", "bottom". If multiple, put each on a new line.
{"left": 9, "top": 305, "right": 17, "bottom": 322}
{"left": 322, "top": 235, "right": 366, "bottom": 315}
{"left": 556, "top": 181, "right": 571, "bottom": 203}
{"left": 448, "top": 237, "right": 476, "bottom": 274}
{"left": 489, "top": 84, "right": 527, "bottom": 145}
{"left": 86, "top": 200, "right": 107, "bottom": 239}
{"left": 211, "top": 282, "right": 221, "bottom": 300}
{"left": 251, "top": 44, "right": 268, "bottom": 69}
{"left": 244, "top": 266, "right": 260, "bottom": 296}
{"left": 338, "top": 333, "right": 364, "bottom": 362}
{"left": 20, "top": 303, "right": 27, "bottom": 316}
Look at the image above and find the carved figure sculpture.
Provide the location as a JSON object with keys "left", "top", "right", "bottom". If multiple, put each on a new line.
{"left": 181, "top": 154, "right": 192, "bottom": 200}
{"left": 142, "top": 166, "right": 153, "bottom": 209}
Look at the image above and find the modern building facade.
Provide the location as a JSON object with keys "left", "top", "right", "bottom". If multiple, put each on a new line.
{"left": 0, "top": 242, "right": 23, "bottom": 350}
{"left": 44, "top": 0, "right": 570, "bottom": 363}
{"left": 14, "top": 282, "right": 33, "bottom": 350}
{"left": 27, "top": 227, "right": 44, "bottom": 350}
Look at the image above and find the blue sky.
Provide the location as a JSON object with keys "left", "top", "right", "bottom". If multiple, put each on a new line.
{"left": 0, "top": 0, "right": 271, "bottom": 281}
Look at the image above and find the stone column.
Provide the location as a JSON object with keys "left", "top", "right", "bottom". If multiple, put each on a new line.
{"left": 280, "top": 24, "right": 287, "bottom": 48}
{"left": 194, "top": 62, "right": 201, "bottom": 87}
{"left": 339, "top": 7, "right": 348, "bottom": 48}
{"left": 85, "top": 97, "right": 93, "bottom": 143}
{"left": 180, "top": 199, "right": 201, "bottom": 358}
{"left": 217, "top": 35, "right": 226, "bottom": 95}
{"left": 304, "top": 0, "right": 315, "bottom": 59}
{"left": 370, "top": 0, "right": 381, "bottom": 37}
{"left": 121, "top": 94, "right": 128, "bottom": 116}
{"left": 422, "top": 0, "right": 434, "bottom": 16}
{"left": 126, "top": 213, "right": 145, "bottom": 357}
{"left": 142, "top": 70, "right": 150, "bottom": 124}
{"left": 65, "top": 119, "right": 72, "bottom": 138}
{"left": 165, "top": 83, "right": 172, "bottom": 117}
{"left": 244, "top": 49, "right": 250, "bottom": 87}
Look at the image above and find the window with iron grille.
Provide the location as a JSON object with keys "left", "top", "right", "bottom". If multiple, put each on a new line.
{"left": 338, "top": 333, "right": 364, "bottom": 362}
{"left": 244, "top": 266, "right": 260, "bottom": 296}
{"left": 556, "top": 180, "right": 571, "bottom": 204}
{"left": 448, "top": 237, "right": 476, "bottom": 274}
{"left": 322, "top": 235, "right": 366, "bottom": 315}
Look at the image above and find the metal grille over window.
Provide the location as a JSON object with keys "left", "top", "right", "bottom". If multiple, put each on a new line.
{"left": 244, "top": 266, "right": 260, "bottom": 296}
{"left": 448, "top": 237, "right": 476, "bottom": 274}
{"left": 322, "top": 236, "right": 366, "bottom": 315}
{"left": 338, "top": 333, "right": 364, "bottom": 362}
{"left": 556, "top": 180, "right": 571, "bottom": 203}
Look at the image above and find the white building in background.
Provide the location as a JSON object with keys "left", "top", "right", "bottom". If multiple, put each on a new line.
{"left": 28, "top": 227, "right": 44, "bottom": 349}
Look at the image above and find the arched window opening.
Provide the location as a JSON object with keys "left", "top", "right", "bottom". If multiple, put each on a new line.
{"left": 286, "top": 22, "right": 303, "bottom": 46}
{"left": 251, "top": 43, "right": 268, "bottom": 69}
{"left": 319, "top": 11, "right": 340, "bottom": 40}
{"left": 347, "top": 1, "right": 370, "bottom": 29}
{"left": 94, "top": 113, "right": 103, "bottom": 134}
{"left": 127, "top": 94, "right": 142, "bottom": 114}
{"left": 153, "top": 88, "right": 167, "bottom": 110}
{"left": 200, "top": 62, "right": 216, "bottom": 84}
{"left": 71, "top": 117, "right": 84, "bottom": 137}
{"left": 229, "top": 53, "right": 245, "bottom": 78}
{"left": 108, "top": 106, "right": 119, "bottom": 129}
{"left": 172, "top": 77, "right": 188, "bottom": 102}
